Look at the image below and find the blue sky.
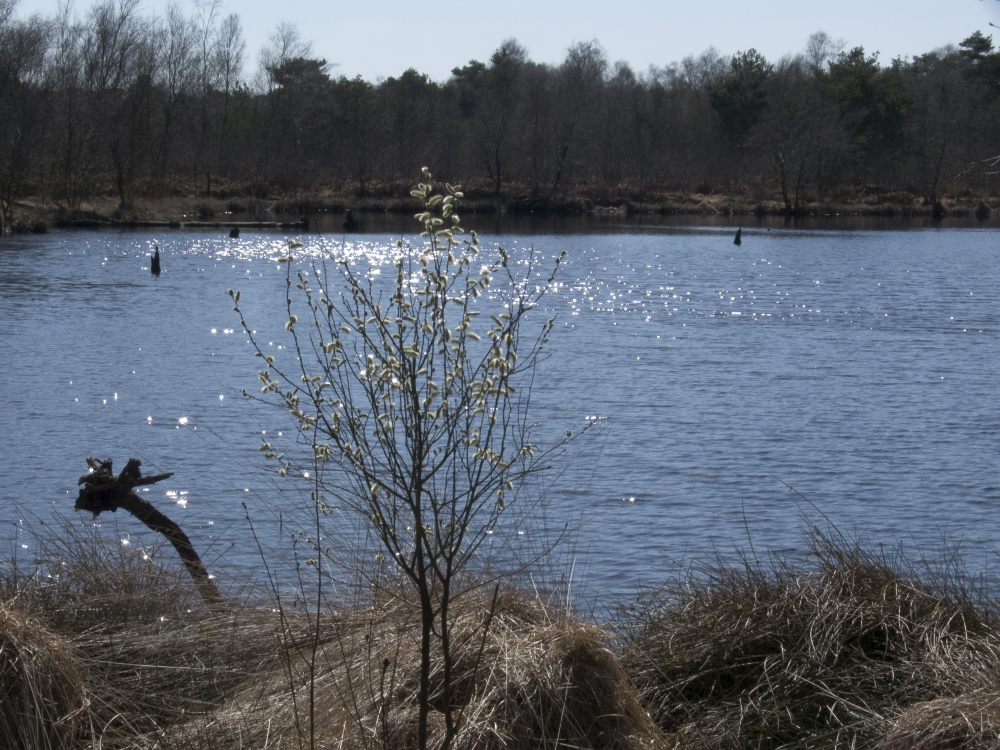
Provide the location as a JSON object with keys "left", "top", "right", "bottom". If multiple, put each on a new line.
{"left": 15, "top": 0, "right": 1000, "bottom": 81}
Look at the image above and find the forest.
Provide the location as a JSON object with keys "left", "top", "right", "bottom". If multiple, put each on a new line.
{"left": 1, "top": 0, "right": 999, "bottom": 229}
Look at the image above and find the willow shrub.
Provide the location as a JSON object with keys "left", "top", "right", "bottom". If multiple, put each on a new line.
{"left": 231, "top": 168, "right": 570, "bottom": 750}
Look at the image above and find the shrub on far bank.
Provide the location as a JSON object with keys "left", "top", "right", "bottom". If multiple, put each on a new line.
{"left": 4, "top": 214, "right": 49, "bottom": 234}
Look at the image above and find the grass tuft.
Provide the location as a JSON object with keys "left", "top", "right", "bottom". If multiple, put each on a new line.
{"left": 0, "top": 606, "right": 87, "bottom": 749}
{"left": 13, "top": 517, "right": 1000, "bottom": 748}
{"left": 620, "top": 528, "right": 1000, "bottom": 749}
{"left": 881, "top": 691, "right": 1000, "bottom": 749}
{"left": 163, "top": 583, "right": 657, "bottom": 749}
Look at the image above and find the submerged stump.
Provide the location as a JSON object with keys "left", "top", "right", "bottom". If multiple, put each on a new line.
{"left": 75, "top": 457, "right": 221, "bottom": 608}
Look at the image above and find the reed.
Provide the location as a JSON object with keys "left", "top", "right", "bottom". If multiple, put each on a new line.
{"left": 619, "top": 528, "right": 1000, "bottom": 749}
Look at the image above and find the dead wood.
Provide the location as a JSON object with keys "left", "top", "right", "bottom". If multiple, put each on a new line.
{"left": 76, "top": 457, "right": 222, "bottom": 608}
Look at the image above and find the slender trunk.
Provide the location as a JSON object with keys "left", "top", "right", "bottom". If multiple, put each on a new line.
{"left": 793, "top": 135, "right": 815, "bottom": 214}
{"left": 409, "top": 440, "right": 432, "bottom": 750}
{"left": 219, "top": 91, "right": 231, "bottom": 176}
{"left": 440, "top": 571, "right": 457, "bottom": 750}
{"left": 550, "top": 104, "right": 580, "bottom": 196}
{"left": 417, "top": 557, "right": 432, "bottom": 750}
{"left": 929, "top": 133, "right": 948, "bottom": 204}
{"left": 493, "top": 146, "right": 502, "bottom": 199}
{"left": 551, "top": 140, "right": 572, "bottom": 196}
{"left": 530, "top": 109, "right": 541, "bottom": 198}
{"left": 111, "top": 139, "right": 127, "bottom": 210}
{"left": 776, "top": 150, "right": 791, "bottom": 213}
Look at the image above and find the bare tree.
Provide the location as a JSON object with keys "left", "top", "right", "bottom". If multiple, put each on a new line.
{"left": 154, "top": 1, "right": 195, "bottom": 183}
{"left": 333, "top": 74, "right": 378, "bottom": 195}
{"left": 548, "top": 41, "right": 607, "bottom": 195}
{"left": 82, "top": 0, "right": 155, "bottom": 211}
{"left": 909, "top": 50, "right": 966, "bottom": 205}
{"left": 600, "top": 61, "right": 651, "bottom": 186}
{"left": 472, "top": 38, "right": 526, "bottom": 200}
{"left": 46, "top": 1, "right": 91, "bottom": 206}
{"left": 805, "top": 31, "right": 843, "bottom": 72}
{"left": 750, "top": 55, "right": 837, "bottom": 212}
{"left": 254, "top": 21, "right": 312, "bottom": 179}
{"left": 519, "top": 60, "right": 553, "bottom": 198}
{"left": 212, "top": 12, "right": 244, "bottom": 176}
{"left": 0, "top": 7, "right": 51, "bottom": 231}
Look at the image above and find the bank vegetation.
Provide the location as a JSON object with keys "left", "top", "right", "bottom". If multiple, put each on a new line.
{"left": 2, "top": 0, "right": 1000, "bottom": 231}
{"left": 6, "top": 521, "right": 1000, "bottom": 749}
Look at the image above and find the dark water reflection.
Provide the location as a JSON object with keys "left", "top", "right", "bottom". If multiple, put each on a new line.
{"left": 242, "top": 208, "right": 1000, "bottom": 237}
{"left": 2, "top": 223, "right": 998, "bottom": 608}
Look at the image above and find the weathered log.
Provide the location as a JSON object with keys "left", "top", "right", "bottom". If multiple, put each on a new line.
{"left": 76, "top": 457, "right": 221, "bottom": 608}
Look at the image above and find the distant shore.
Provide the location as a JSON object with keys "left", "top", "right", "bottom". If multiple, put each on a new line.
{"left": 4, "top": 178, "right": 996, "bottom": 234}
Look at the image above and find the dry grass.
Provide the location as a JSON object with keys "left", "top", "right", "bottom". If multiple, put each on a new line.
{"left": 0, "top": 606, "right": 88, "bottom": 749}
{"left": 620, "top": 530, "right": 1000, "bottom": 749}
{"left": 2, "top": 519, "right": 199, "bottom": 632}
{"left": 11, "top": 518, "right": 1000, "bottom": 750}
{"left": 2, "top": 521, "right": 660, "bottom": 749}
{"left": 880, "top": 691, "right": 1000, "bottom": 749}
{"left": 3, "top": 522, "right": 282, "bottom": 747}
{"left": 157, "top": 581, "right": 658, "bottom": 750}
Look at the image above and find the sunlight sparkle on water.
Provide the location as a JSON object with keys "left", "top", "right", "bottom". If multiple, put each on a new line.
{"left": 204, "top": 235, "right": 433, "bottom": 276}
{"left": 4, "top": 225, "right": 997, "bottom": 607}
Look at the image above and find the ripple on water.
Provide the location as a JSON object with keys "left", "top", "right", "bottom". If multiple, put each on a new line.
{"left": 2, "top": 226, "right": 999, "bottom": 605}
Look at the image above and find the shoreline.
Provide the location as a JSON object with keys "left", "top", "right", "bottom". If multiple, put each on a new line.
{"left": 5, "top": 178, "right": 997, "bottom": 234}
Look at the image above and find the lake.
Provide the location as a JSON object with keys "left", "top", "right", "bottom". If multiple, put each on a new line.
{"left": 2, "top": 219, "right": 998, "bottom": 607}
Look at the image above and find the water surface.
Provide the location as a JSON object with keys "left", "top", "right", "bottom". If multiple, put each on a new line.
{"left": 2, "top": 223, "right": 997, "bottom": 604}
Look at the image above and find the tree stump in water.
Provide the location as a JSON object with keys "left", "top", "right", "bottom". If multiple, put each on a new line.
{"left": 75, "top": 457, "right": 222, "bottom": 608}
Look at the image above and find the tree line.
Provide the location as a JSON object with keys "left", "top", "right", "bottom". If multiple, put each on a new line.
{"left": 1, "top": 0, "right": 999, "bottom": 226}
